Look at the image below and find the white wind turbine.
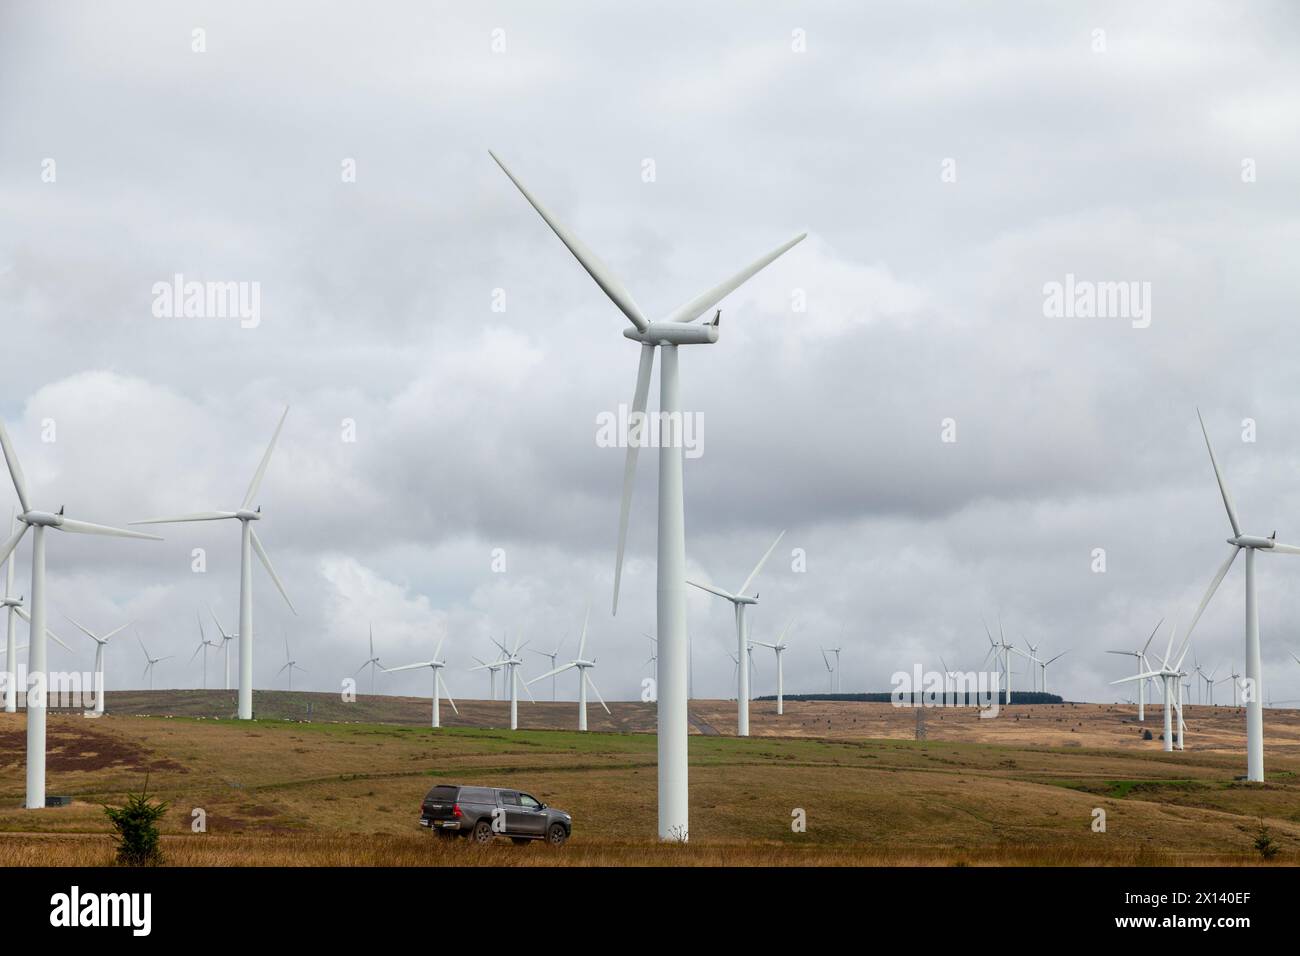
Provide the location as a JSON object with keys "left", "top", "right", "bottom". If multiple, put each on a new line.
{"left": 1112, "top": 622, "right": 1191, "bottom": 753}
{"left": 1200, "top": 662, "right": 1222, "bottom": 705}
{"left": 1218, "top": 667, "right": 1243, "bottom": 707}
{"left": 137, "top": 633, "right": 172, "bottom": 692}
{"left": 982, "top": 623, "right": 1025, "bottom": 704}
{"left": 207, "top": 605, "right": 236, "bottom": 690}
{"left": 687, "top": 530, "right": 786, "bottom": 736}
{"left": 190, "top": 612, "right": 220, "bottom": 689}
{"left": 491, "top": 152, "right": 804, "bottom": 841}
{"left": 476, "top": 633, "right": 534, "bottom": 730}
{"left": 277, "top": 632, "right": 307, "bottom": 691}
{"left": 643, "top": 632, "right": 657, "bottom": 681}
{"left": 354, "top": 624, "right": 383, "bottom": 696}
{"left": 752, "top": 619, "right": 796, "bottom": 715}
{"left": 529, "top": 609, "right": 609, "bottom": 732}
{"left": 471, "top": 654, "right": 502, "bottom": 700}
{"left": 1106, "top": 619, "right": 1162, "bottom": 722}
{"left": 0, "top": 420, "right": 162, "bottom": 809}
{"left": 130, "top": 407, "right": 295, "bottom": 720}
{"left": 65, "top": 615, "right": 130, "bottom": 716}
{"left": 530, "top": 636, "right": 565, "bottom": 701}
{"left": 1023, "top": 640, "right": 1042, "bottom": 691}
{"left": 1038, "top": 649, "right": 1069, "bottom": 696}
{"left": 819, "top": 646, "right": 839, "bottom": 694}
{"left": 1182, "top": 409, "right": 1300, "bottom": 782}
{"left": 384, "top": 636, "right": 458, "bottom": 728}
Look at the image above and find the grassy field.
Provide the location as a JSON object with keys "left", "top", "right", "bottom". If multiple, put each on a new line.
{"left": 0, "top": 693, "right": 1297, "bottom": 866}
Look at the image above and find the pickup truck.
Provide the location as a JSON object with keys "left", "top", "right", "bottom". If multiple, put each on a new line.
{"left": 420, "top": 784, "right": 571, "bottom": 845}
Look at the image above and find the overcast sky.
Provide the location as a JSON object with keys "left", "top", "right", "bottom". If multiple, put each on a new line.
{"left": 3, "top": 1, "right": 1300, "bottom": 708}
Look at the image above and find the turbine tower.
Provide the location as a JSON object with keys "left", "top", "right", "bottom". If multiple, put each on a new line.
{"left": 2, "top": 511, "right": 20, "bottom": 713}
{"left": 65, "top": 615, "right": 130, "bottom": 716}
{"left": 472, "top": 655, "right": 502, "bottom": 701}
{"left": 1106, "top": 619, "right": 1162, "bottom": 721}
{"left": 687, "top": 530, "right": 785, "bottom": 737}
{"left": 529, "top": 609, "right": 609, "bottom": 731}
{"left": 384, "top": 635, "right": 458, "bottom": 728}
{"left": 491, "top": 152, "right": 803, "bottom": 840}
{"left": 476, "top": 633, "right": 534, "bottom": 730}
{"left": 983, "top": 623, "right": 1025, "bottom": 704}
{"left": 137, "top": 632, "right": 172, "bottom": 692}
{"left": 190, "top": 612, "right": 220, "bottom": 689}
{"left": 1112, "top": 622, "right": 1192, "bottom": 753}
{"left": 1038, "top": 649, "right": 1069, "bottom": 696}
{"left": 0, "top": 420, "right": 161, "bottom": 809}
{"left": 819, "top": 646, "right": 838, "bottom": 693}
{"left": 1183, "top": 409, "right": 1300, "bottom": 782}
{"left": 130, "top": 407, "right": 295, "bottom": 720}
{"left": 277, "top": 632, "right": 307, "bottom": 691}
{"left": 752, "top": 619, "right": 796, "bottom": 715}
{"left": 355, "top": 624, "right": 382, "bottom": 696}
{"left": 207, "top": 605, "right": 236, "bottom": 690}
{"left": 530, "top": 636, "right": 564, "bottom": 701}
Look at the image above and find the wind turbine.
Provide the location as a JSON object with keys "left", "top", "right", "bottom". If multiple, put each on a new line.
{"left": 687, "top": 530, "right": 786, "bottom": 736}
{"left": 137, "top": 633, "right": 172, "bottom": 692}
{"left": 190, "top": 612, "right": 220, "bottom": 689}
{"left": 1182, "top": 409, "right": 1300, "bottom": 782}
{"left": 355, "top": 624, "right": 381, "bottom": 696}
{"left": 529, "top": 609, "right": 608, "bottom": 731}
{"left": 1023, "top": 639, "right": 1042, "bottom": 691}
{"left": 476, "top": 633, "right": 534, "bottom": 730}
{"left": 207, "top": 605, "right": 236, "bottom": 690}
{"left": 2, "top": 511, "right": 20, "bottom": 713}
{"left": 1218, "top": 667, "right": 1243, "bottom": 707}
{"left": 491, "top": 152, "right": 804, "bottom": 841}
{"left": 277, "top": 632, "right": 307, "bottom": 691}
{"left": 1200, "top": 662, "right": 1221, "bottom": 705}
{"left": 643, "top": 632, "right": 657, "bottom": 681}
{"left": 1038, "top": 649, "right": 1069, "bottom": 696}
{"left": 530, "top": 636, "right": 565, "bottom": 701}
{"left": 0, "top": 420, "right": 162, "bottom": 809}
{"left": 384, "top": 636, "right": 458, "bottom": 728}
{"left": 65, "top": 615, "right": 130, "bottom": 716}
{"left": 130, "top": 407, "right": 295, "bottom": 720}
{"left": 752, "top": 619, "right": 795, "bottom": 715}
{"left": 819, "top": 647, "right": 837, "bottom": 694}
{"left": 1112, "top": 622, "right": 1191, "bottom": 753}
{"left": 983, "top": 622, "right": 1024, "bottom": 704}
{"left": 1106, "top": 619, "right": 1162, "bottom": 721}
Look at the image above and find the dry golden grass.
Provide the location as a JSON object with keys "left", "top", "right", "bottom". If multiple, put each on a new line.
{"left": 0, "top": 699, "right": 1297, "bottom": 866}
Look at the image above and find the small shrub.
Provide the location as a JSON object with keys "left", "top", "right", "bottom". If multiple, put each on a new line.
{"left": 103, "top": 779, "right": 168, "bottom": 866}
{"left": 1254, "top": 824, "right": 1280, "bottom": 861}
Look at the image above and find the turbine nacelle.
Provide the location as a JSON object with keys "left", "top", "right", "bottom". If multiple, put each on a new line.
{"left": 1230, "top": 534, "right": 1275, "bottom": 549}
{"left": 235, "top": 508, "right": 262, "bottom": 521}
{"left": 21, "top": 511, "right": 63, "bottom": 527}
{"left": 622, "top": 323, "right": 720, "bottom": 347}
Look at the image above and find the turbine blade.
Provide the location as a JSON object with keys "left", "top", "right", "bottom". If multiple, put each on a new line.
{"left": 735, "top": 529, "right": 786, "bottom": 597}
{"left": 1197, "top": 409, "right": 1241, "bottom": 537}
{"left": 528, "top": 662, "right": 577, "bottom": 684}
{"left": 0, "top": 521, "right": 28, "bottom": 569}
{"left": 489, "top": 151, "right": 649, "bottom": 332}
{"left": 686, "top": 579, "right": 737, "bottom": 602}
{"left": 577, "top": 605, "right": 590, "bottom": 661}
{"left": 1267, "top": 541, "right": 1300, "bottom": 555}
{"left": 1140, "top": 618, "right": 1163, "bottom": 656}
{"left": 15, "top": 607, "right": 72, "bottom": 651}
{"left": 0, "top": 421, "right": 33, "bottom": 514}
{"left": 58, "top": 518, "right": 163, "bottom": 541}
{"left": 242, "top": 406, "right": 290, "bottom": 509}
{"left": 129, "top": 511, "right": 236, "bottom": 525}
{"left": 63, "top": 614, "right": 100, "bottom": 643}
{"left": 584, "top": 670, "right": 610, "bottom": 714}
{"left": 664, "top": 234, "right": 807, "bottom": 324}
{"left": 519, "top": 670, "right": 536, "bottom": 703}
{"left": 1185, "top": 546, "right": 1240, "bottom": 641}
{"left": 249, "top": 528, "right": 295, "bottom": 614}
{"left": 438, "top": 672, "right": 458, "bottom": 714}
{"left": 612, "top": 343, "right": 655, "bottom": 614}
{"left": 383, "top": 661, "right": 432, "bottom": 674}
{"left": 434, "top": 633, "right": 446, "bottom": 662}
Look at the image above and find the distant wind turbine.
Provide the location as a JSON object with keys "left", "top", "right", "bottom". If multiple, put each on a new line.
{"left": 190, "top": 612, "right": 220, "bottom": 689}
{"left": 477, "top": 633, "right": 534, "bottom": 730}
{"left": 384, "top": 635, "right": 457, "bottom": 728}
{"left": 528, "top": 609, "right": 608, "bottom": 731}
{"left": 65, "top": 615, "right": 130, "bottom": 716}
{"left": 130, "top": 407, "right": 295, "bottom": 720}
{"left": 688, "top": 530, "right": 786, "bottom": 737}
{"left": 355, "top": 623, "right": 381, "bottom": 696}
{"left": 751, "top": 619, "right": 796, "bottom": 715}
{"left": 137, "top": 632, "right": 172, "bottom": 692}
{"left": 277, "top": 632, "right": 307, "bottom": 691}
{"left": 1106, "top": 620, "right": 1162, "bottom": 721}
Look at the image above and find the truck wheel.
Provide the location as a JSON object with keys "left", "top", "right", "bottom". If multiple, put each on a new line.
{"left": 472, "top": 820, "right": 494, "bottom": 844}
{"left": 547, "top": 824, "right": 568, "bottom": 846}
